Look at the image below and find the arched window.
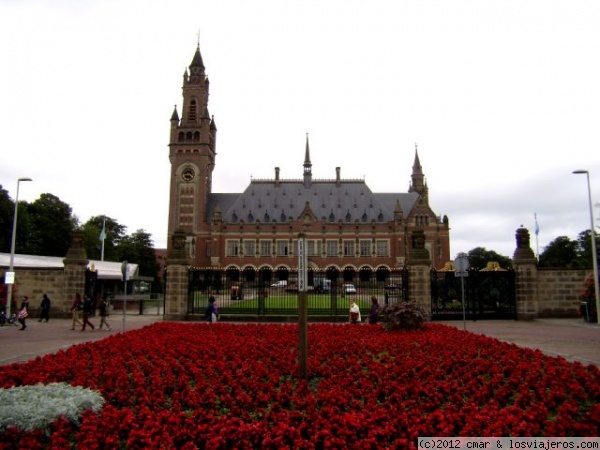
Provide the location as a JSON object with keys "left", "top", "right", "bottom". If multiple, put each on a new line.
{"left": 188, "top": 99, "right": 197, "bottom": 121}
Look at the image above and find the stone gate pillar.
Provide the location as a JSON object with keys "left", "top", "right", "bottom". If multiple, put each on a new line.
{"left": 512, "top": 226, "right": 538, "bottom": 319}
{"left": 63, "top": 230, "right": 89, "bottom": 317}
{"left": 407, "top": 229, "right": 432, "bottom": 319}
{"left": 164, "top": 229, "right": 190, "bottom": 321}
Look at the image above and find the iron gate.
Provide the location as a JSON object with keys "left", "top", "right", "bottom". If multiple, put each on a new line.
{"left": 431, "top": 268, "right": 516, "bottom": 320}
{"left": 188, "top": 267, "right": 409, "bottom": 318}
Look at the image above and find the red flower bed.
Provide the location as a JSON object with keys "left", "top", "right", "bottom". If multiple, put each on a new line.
{"left": 0, "top": 323, "right": 599, "bottom": 449}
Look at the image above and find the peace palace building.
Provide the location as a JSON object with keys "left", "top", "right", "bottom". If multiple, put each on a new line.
{"left": 166, "top": 45, "right": 451, "bottom": 272}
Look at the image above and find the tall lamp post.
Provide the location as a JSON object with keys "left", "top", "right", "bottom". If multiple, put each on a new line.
{"left": 573, "top": 170, "right": 600, "bottom": 323}
{"left": 5, "top": 177, "right": 32, "bottom": 319}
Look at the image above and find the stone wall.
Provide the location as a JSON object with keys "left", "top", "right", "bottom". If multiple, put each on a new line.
{"left": 2, "top": 267, "right": 69, "bottom": 317}
{"left": 536, "top": 268, "right": 588, "bottom": 317}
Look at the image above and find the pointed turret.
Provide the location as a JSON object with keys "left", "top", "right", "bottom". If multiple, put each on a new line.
{"left": 170, "top": 105, "right": 179, "bottom": 123}
{"left": 409, "top": 144, "right": 428, "bottom": 203}
{"left": 190, "top": 45, "right": 205, "bottom": 73}
{"left": 303, "top": 133, "right": 312, "bottom": 188}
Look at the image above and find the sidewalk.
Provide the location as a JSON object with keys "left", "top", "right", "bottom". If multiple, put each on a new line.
{"left": 1, "top": 316, "right": 599, "bottom": 367}
{"left": 439, "top": 318, "right": 600, "bottom": 367}
{"left": 0, "top": 314, "right": 162, "bottom": 366}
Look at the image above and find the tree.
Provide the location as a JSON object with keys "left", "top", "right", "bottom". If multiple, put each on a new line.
{"left": 0, "top": 185, "right": 13, "bottom": 253}
{"left": 539, "top": 235, "right": 583, "bottom": 268}
{"left": 20, "top": 194, "right": 76, "bottom": 257}
{"left": 577, "top": 229, "right": 600, "bottom": 269}
{"left": 467, "top": 247, "right": 513, "bottom": 270}
{"left": 117, "top": 229, "right": 160, "bottom": 282}
{"left": 81, "top": 216, "right": 126, "bottom": 261}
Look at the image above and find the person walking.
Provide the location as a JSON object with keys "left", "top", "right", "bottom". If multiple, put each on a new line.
{"left": 98, "top": 296, "right": 112, "bottom": 331}
{"left": 38, "top": 293, "right": 51, "bottom": 322}
{"left": 205, "top": 296, "right": 219, "bottom": 323}
{"left": 17, "top": 296, "right": 29, "bottom": 330}
{"left": 349, "top": 299, "right": 361, "bottom": 324}
{"left": 70, "top": 293, "right": 84, "bottom": 330}
{"left": 368, "top": 296, "right": 380, "bottom": 324}
{"left": 81, "top": 295, "right": 95, "bottom": 331}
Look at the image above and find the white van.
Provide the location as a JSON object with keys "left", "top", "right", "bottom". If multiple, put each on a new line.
{"left": 270, "top": 280, "right": 288, "bottom": 288}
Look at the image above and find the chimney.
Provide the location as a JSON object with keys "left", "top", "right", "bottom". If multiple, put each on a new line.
{"left": 336, "top": 167, "right": 341, "bottom": 186}
{"left": 275, "top": 167, "right": 280, "bottom": 187}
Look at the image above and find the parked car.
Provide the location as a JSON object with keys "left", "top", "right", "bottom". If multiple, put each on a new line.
{"left": 314, "top": 279, "right": 331, "bottom": 294}
{"left": 230, "top": 284, "right": 244, "bottom": 300}
{"left": 343, "top": 284, "right": 357, "bottom": 294}
{"left": 270, "top": 280, "right": 288, "bottom": 288}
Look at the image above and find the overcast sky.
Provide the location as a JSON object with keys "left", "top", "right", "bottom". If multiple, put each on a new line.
{"left": 1, "top": 0, "right": 600, "bottom": 260}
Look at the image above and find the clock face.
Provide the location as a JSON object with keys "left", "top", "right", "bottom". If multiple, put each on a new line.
{"left": 181, "top": 167, "right": 195, "bottom": 182}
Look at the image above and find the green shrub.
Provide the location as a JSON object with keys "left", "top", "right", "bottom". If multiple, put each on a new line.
{"left": 378, "top": 301, "right": 426, "bottom": 331}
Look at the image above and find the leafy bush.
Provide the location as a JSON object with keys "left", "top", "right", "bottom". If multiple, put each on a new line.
{"left": 378, "top": 301, "right": 427, "bottom": 331}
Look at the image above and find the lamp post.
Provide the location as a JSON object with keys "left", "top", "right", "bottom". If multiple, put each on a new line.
{"left": 573, "top": 170, "right": 600, "bottom": 323}
{"left": 5, "top": 177, "right": 32, "bottom": 319}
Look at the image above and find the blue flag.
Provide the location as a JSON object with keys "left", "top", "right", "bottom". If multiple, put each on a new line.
{"left": 99, "top": 218, "right": 106, "bottom": 242}
{"left": 534, "top": 213, "right": 539, "bottom": 236}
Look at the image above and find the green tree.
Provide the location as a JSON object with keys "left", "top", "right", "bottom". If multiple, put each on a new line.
{"left": 82, "top": 215, "right": 126, "bottom": 261}
{"left": 576, "top": 229, "right": 600, "bottom": 269}
{"left": 538, "top": 236, "right": 582, "bottom": 267}
{"left": 117, "top": 229, "right": 160, "bottom": 281}
{"left": 20, "top": 194, "right": 76, "bottom": 256}
{"left": 0, "top": 185, "right": 13, "bottom": 253}
{"left": 467, "top": 247, "right": 513, "bottom": 270}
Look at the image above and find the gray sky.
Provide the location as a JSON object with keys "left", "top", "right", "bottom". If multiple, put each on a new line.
{"left": 1, "top": 0, "right": 599, "bottom": 259}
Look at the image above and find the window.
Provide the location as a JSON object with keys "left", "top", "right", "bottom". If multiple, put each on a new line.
{"left": 188, "top": 99, "right": 197, "bottom": 121}
{"left": 359, "top": 240, "right": 371, "bottom": 256}
{"left": 376, "top": 240, "right": 389, "bottom": 257}
{"left": 206, "top": 240, "right": 212, "bottom": 257}
{"left": 277, "top": 240, "right": 288, "bottom": 256}
{"left": 326, "top": 240, "right": 338, "bottom": 257}
{"left": 226, "top": 240, "right": 239, "bottom": 256}
{"left": 244, "top": 240, "right": 255, "bottom": 257}
{"left": 343, "top": 240, "right": 355, "bottom": 257}
{"left": 307, "top": 240, "right": 315, "bottom": 257}
{"left": 260, "top": 240, "right": 271, "bottom": 256}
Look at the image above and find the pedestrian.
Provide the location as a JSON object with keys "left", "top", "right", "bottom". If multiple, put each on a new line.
{"left": 70, "top": 293, "right": 84, "bottom": 330}
{"left": 349, "top": 299, "right": 361, "bottom": 324}
{"left": 205, "top": 296, "right": 219, "bottom": 323}
{"left": 368, "top": 296, "right": 380, "bottom": 324}
{"left": 81, "top": 295, "right": 95, "bottom": 331}
{"left": 17, "top": 296, "right": 29, "bottom": 330}
{"left": 98, "top": 296, "right": 112, "bottom": 331}
{"left": 38, "top": 293, "right": 51, "bottom": 322}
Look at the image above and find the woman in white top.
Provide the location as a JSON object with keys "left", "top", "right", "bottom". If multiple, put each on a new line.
{"left": 349, "top": 300, "right": 361, "bottom": 324}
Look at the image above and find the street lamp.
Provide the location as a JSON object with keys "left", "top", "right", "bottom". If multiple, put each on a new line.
{"left": 573, "top": 170, "right": 600, "bottom": 324}
{"left": 5, "top": 177, "right": 32, "bottom": 319}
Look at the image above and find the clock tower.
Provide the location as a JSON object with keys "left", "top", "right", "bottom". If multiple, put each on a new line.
{"left": 167, "top": 45, "right": 217, "bottom": 258}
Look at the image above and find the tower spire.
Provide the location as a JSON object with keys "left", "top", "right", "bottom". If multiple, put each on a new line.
{"left": 303, "top": 132, "right": 312, "bottom": 188}
{"left": 409, "top": 143, "right": 428, "bottom": 203}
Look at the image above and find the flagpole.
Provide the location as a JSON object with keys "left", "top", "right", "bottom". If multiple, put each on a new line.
{"left": 100, "top": 216, "right": 106, "bottom": 261}
{"left": 534, "top": 212, "right": 540, "bottom": 260}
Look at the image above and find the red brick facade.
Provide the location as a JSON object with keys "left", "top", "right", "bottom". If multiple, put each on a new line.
{"left": 167, "top": 45, "right": 451, "bottom": 270}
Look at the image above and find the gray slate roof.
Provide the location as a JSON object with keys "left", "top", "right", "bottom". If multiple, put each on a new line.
{"left": 207, "top": 179, "right": 419, "bottom": 224}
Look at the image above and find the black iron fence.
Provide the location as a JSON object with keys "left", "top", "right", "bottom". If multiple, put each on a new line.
{"left": 188, "top": 267, "right": 409, "bottom": 318}
{"left": 431, "top": 268, "right": 516, "bottom": 320}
